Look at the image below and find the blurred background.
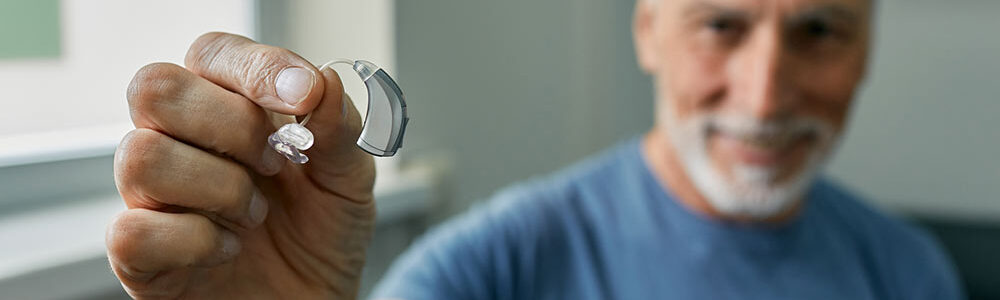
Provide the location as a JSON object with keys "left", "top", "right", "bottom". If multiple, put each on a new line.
{"left": 0, "top": 0, "right": 997, "bottom": 299}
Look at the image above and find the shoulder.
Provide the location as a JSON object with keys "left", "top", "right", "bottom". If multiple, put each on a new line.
{"left": 810, "top": 179, "right": 963, "bottom": 298}
{"left": 370, "top": 139, "right": 640, "bottom": 299}
{"left": 810, "top": 179, "right": 922, "bottom": 241}
{"left": 477, "top": 138, "right": 645, "bottom": 229}
{"left": 811, "top": 179, "right": 936, "bottom": 254}
{"left": 417, "top": 138, "right": 639, "bottom": 248}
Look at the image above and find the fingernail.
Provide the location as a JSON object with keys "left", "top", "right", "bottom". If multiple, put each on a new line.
{"left": 275, "top": 67, "right": 314, "bottom": 105}
{"left": 219, "top": 231, "right": 241, "bottom": 259}
{"left": 204, "top": 230, "right": 240, "bottom": 266}
{"left": 261, "top": 148, "right": 284, "bottom": 175}
{"left": 247, "top": 190, "right": 268, "bottom": 226}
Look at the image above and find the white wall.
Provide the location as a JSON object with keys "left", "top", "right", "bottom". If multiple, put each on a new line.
{"left": 282, "top": 0, "right": 395, "bottom": 72}
{"left": 0, "top": 0, "right": 255, "bottom": 166}
{"left": 0, "top": 0, "right": 254, "bottom": 136}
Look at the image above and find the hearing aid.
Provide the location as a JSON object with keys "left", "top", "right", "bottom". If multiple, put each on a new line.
{"left": 268, "top": 59, "right": 409, "bottom": 164}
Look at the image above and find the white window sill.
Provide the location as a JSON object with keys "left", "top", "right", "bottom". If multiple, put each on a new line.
{"left": 0, "top": 123, "right": 132, "bottom": 169}
{"left": 0, "top": 164, "right": 438, "bottom": 299}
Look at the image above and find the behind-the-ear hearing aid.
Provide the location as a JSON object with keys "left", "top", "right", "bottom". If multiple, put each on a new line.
{"left": 268, "top": 59, "right": 409, "bottom": 163}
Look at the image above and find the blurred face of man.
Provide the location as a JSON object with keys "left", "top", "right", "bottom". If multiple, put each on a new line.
{"left": 633, "top": 0, "right": 871, "bottom": 219}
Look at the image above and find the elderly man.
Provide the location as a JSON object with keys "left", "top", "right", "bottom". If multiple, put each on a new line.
{"left": 106, "top": 0, "right": 962, "bottom": 299}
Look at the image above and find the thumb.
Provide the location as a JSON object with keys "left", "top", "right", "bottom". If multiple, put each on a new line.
{"left": 300, "top": 67, "right": 375, "bottom": 197}
{"left": 184, "top": 32, "right": 324, "bottom": 115}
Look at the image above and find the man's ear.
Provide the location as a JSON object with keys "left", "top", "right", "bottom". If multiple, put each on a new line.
{"left": 633, "top": 0, "right": 659, "bottom": 74}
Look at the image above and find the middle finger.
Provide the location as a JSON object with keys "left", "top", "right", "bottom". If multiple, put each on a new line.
{"left": 114, "top": 128, "right": 267, "bottom": 229}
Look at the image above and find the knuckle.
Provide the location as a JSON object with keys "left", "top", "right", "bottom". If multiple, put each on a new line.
{"left": 127, "top": 63, "right": 186, "bottom": 119}
{"left": 106, "top": 209, "right": 156, "bottom": 271}
{"left": 222, "top": 172, "right": 255, "bottom": 212}
{"left": 199, "top": 165, "right": 252, "bottom": 218}
{"left": 242, "top": 45, "right": 293, "bottom": 96}
{"left": 202, "top": 118, "right": 258, "bottom": 159}
{"left": 114, "top": 129, "right": 169, "bottom": 193}
{"left": 185, "top": 31, "right": 239, "bottom": 71}
{"left": 106, "top": 210, "right": 179, "bottom": 295}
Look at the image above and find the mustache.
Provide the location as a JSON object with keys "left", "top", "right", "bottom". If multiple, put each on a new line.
{"left": 697, "top": 114, "right": 835, "bottom": 147}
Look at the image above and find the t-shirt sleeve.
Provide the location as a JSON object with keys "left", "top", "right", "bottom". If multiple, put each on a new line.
{"left": 368, "top": 186, "right": 545, "bottom": 300}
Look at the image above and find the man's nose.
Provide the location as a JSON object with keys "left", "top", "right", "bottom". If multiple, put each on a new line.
{"left": 731, "top": 27, "right": 789, "bottom": 120}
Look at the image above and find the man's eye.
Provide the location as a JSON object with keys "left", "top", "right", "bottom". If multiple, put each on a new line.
{"left": 804, "top": 19, "right": 832, "bottom": 38}
{"left": 707, "top": 18, "right": 742, "bottom": 33}
{"left": 788, "top": 17, "right": 854, "bottom": 53}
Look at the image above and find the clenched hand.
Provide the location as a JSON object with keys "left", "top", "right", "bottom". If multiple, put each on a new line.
{"left": 106, "top": 32, "right": 376, "bottom": 299}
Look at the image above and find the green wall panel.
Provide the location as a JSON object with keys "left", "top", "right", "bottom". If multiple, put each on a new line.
{"left": 0, "top": 0, "right": 61, "bottom": 59}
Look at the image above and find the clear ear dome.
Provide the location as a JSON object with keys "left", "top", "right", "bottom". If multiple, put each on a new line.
{"left": 268, "top": 123, "right": 313, "bottom": 164}
{"left": 276, "top": 123, "right": 314, "bottom": 150}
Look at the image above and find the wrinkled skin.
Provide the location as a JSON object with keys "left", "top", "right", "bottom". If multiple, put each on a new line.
{"left": 107, "top": 32, "right": 376, "bottom": 299}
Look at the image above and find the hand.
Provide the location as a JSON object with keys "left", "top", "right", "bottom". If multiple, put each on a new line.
{"left": 106, "top": 32, "right": 376, "bottom": 299}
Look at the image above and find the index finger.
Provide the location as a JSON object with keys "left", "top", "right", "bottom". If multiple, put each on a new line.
{"left": 183, "top": 32, "right": 325, "bottom": 115}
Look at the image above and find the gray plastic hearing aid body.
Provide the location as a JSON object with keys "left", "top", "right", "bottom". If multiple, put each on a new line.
{"left": 352, "top": 60, "right": 408, "bottom": 157}
{"left": 268, "top": 59, "right": 407, "bottom": 163}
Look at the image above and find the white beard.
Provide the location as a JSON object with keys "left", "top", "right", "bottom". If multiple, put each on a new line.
{"left": 661, "top": 109, "right": 839, "bottom": 219}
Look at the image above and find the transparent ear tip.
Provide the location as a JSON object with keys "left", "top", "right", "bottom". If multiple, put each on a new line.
{"left": 268, "top": 123, "right": 314, "bottom": 164}
{"left": 276, "top": 123, "right": 314, "bottom": 150}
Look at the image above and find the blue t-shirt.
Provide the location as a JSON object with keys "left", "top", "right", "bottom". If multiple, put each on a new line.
{"left": 371, "top": 139, "right": 963, "bottom": 299}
